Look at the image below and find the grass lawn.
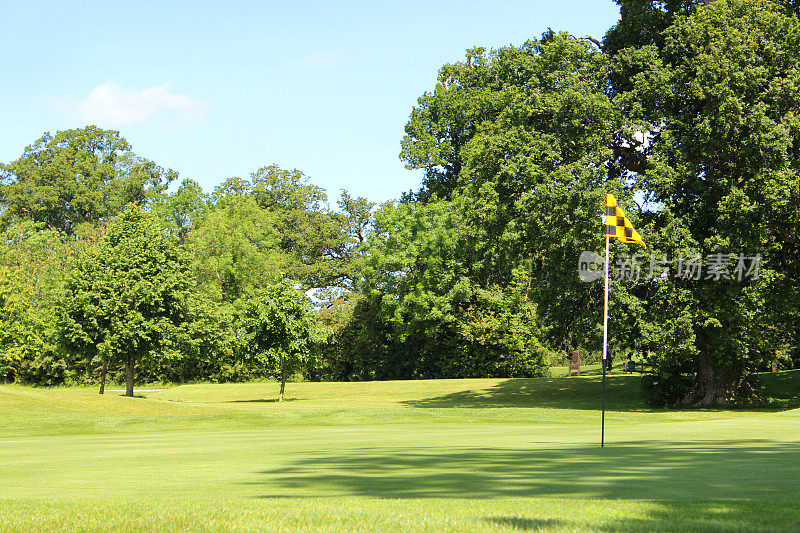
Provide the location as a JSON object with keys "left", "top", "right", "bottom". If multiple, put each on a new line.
{"left": 0, "top": 371, "right": 798, "bottom": 532}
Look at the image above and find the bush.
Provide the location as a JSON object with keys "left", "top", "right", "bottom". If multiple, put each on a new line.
{"left": 641, "top": 371, "right": 693, "bottom": 407}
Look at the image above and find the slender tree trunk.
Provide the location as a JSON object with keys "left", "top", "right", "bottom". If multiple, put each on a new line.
{"left": 278, "top": 361, "right": 287, "bottom": 403}
{"left": 124, "top": 360, "right": 135, "bottom": 397}
{"left": 99, "top": 362, "right": 107, "bottom": 395}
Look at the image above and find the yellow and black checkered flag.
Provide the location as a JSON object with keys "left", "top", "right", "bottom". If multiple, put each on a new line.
{"left": 605, "top": 194, "right": 646, "bottom": 248}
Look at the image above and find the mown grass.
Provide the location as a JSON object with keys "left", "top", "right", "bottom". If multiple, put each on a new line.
{"left": 0, "top": 371, "right": 798, "bottom": 531}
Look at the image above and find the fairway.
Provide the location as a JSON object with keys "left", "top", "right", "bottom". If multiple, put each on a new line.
{"left": 1, "top": 372, "right": 799, "bottom": 532}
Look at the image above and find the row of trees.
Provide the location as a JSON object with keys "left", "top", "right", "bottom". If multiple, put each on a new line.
{"left": 0, "top": 149, "right": 326, "bottom": 398}
{"left": 0, "top": 126, "right": 550, "bottom": 396}
{"left": 1, "top": 0, "right": 798, "bottom": 404}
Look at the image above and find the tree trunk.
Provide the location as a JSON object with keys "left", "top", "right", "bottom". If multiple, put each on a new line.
{"left": 278, "top": 361, "right": 287, "bottom": 403}
{"left": 683, "top": 353, "right": 721, "bottom": 406}
{"left": 681, "top": 349, "right": 735, "bottom": 407}
{"left": 99, "top": 363, "right": 107, "bottom": 395}
{"left": 124, "top": 360, "right": 135, "bottom": 397}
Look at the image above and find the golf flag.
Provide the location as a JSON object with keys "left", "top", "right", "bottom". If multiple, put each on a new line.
{"left": 600, "top": 193, "right": 647, "bottom": 447}
{"left": 605, "top": 194, "right": 646, "bottom": 248}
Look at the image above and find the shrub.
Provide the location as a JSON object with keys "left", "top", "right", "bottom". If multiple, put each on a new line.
{"left": 641, "top": 371, "right": 693, "bottom": 407}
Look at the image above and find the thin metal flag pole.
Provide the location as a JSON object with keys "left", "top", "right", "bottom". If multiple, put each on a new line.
{"left": 601, "top": 232, "right": 610, "bottom": 448}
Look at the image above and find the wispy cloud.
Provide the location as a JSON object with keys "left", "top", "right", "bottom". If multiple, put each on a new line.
{"left": 78, "top": 82, "right": 205, "bottom": 128}
{"left": 35, "top": 82, "right": 206, "bottom": 129}
{"left": 298, "top": 52, "right": 337, "bottom": 70}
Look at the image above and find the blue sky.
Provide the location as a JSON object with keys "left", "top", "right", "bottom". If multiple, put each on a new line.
{"left": 1, "top": 1, "right": 620, "bottom": 204}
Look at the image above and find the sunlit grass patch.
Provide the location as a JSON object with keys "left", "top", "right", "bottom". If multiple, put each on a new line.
{"left": 0, "top": 371, "right": 798, "bottom": 531}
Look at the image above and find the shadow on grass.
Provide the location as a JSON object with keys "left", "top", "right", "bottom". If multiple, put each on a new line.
{"left": 226, "top": 398, "right": 303, "bottom": 403}
{"left": 252, "top": 440, "right": 799, "bottom": 500}
{"left": 485, "top": 517, "right": 565, "bottom": 530}
{"left": 754, "top": 370, "right": 800, "bottom": 410}
{"left": 252, "top": 440, "right": 800, "bottom": 530}
{"left": 550, "top": 365, "right": 607, "bottom": 377}
{"left": 401, "top": 376, "right": 649, "bottom": 411}
{"left": 487, "top": 499, "right": 800, "bottom": 532}
{"left": 603, "top": 499, "right": 798, "bottom": 532}
{"left": 402, "top": 371, "right": 800, "bottom": 412}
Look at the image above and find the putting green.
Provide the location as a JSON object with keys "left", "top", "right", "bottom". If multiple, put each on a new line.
{"left": 0, "top": 372, "right": 798, "bottom": 531}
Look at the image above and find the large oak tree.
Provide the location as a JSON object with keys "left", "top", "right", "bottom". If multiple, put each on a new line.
{"left": 0, "top": 126, "right": 175, "bottom": 234}
{"left": 397, "top": 0, "right": 800, "bottom": 404}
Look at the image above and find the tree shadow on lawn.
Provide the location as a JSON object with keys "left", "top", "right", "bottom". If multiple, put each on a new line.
{"left": 402, "top": 376, "right": 650, "bottom": 411}
{"left": 484, "top": 517, "right": 565, "bottom": 530}
{"left": 485, "top": 499, "right": 800, "bottom": 532}
{"left": 227, "top": 398, "right": 303, "bottom": 403}
{"left": 753, "top": 370, "right": 800, "bottom": 410}
{"left": 251, "top": 440, "right": 800, "bottom": 530}
{"left": 402, "top": 375, "right": 800, "bottom": 412}
{"left": 550, "top": 365, "right": 607, "bottom": 377}
{"left": 252, "top": 440, "right": 799, "bottom": 500}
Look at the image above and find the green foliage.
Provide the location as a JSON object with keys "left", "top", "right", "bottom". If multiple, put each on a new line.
{"left": 401, "top": 35, "right": 617, "bottom": 200}
{"left": 58, "top": 205, "right": 193, "bottom": 394}
{"left": 3, "top": 1, "right": 800, "bottom": 401}
{"left": 603, "top": 0, "right": 800, "bottom": 61}
{"left": 341, "top": 200, "right": 548, "bottom": 380}
{"left": 196, "top": 169, "right": 364, "bottom": 302}
{"left": 0, "top": 152, "right": 373, "bottom": 386}
{"left": 250, "top": 165, "right": 352, "bottom": 289}
{"left": 189, "top": 195, "right": 283, "bottom": 302}
{"left": 397, "top": 33, "right": 628, "bottom": 370}
{"left": 0, "top": 265, "right": 62, "bottom": 384}
{"left": 603, "top": 1, "right": 694, "bottom": 57}
{"left": 310, "top": 291, "right": 362, "bottom": 381}
{"left": 608, "top": 0, "right": 800, "bottom": 404}
{"left": 328, "top": 190, "right": 375, "bottom": 291}
{"left": 0, "top": 222, "right": 101, "bottom": 384}
{"left": 641, "top": 371, "right": 694, "bottom": 407}
{"left": 237, "top": 282, "right": 316, "bottom": 398}
{"left": 393, "top": 3, "right": 800, "bottom": 403}
{"left": 151, "top": 178, "right": 208, "bottom": 242}
{"left": 0, "top": 126, "right": 175, "bottom": 234}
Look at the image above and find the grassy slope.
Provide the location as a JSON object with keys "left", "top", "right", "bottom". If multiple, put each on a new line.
{"left": 0, "top": 371, "right": 798, "bottom": 532}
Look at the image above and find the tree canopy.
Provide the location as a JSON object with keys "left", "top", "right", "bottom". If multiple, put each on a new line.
{"left": 0, "top": 0, "right": 798, "bottom": 406}
{"left": 394, "top": 0, "right": 800, "bottom": 404}
{"left": 0, "top": 126, "right": 175, "bottom": 234}
{"left": 59, "top": 205, "right": 193, "bottom": 396}
{"left": 237, "top": 282, "right": 316, "bottom": 401}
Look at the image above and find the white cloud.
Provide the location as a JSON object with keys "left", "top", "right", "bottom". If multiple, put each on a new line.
{"left": 76, "top": 82, "right": 205, "bottom": 128}
{"left": 298, "top": 52, "right": 337, "bottom": 70}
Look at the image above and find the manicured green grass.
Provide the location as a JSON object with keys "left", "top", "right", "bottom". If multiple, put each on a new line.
{"left": 1, "top": 371, "right": 798, "bottom": 531}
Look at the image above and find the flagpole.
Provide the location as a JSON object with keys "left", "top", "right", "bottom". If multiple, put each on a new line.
{"left": 601, "top": 233, "right": 610, "bottom": 448}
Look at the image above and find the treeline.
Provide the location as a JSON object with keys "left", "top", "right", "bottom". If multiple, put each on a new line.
{"left": 2, "top": 0, "right": 800, "bottom": 406}
{"left": 0, "top": 127, "right": 550, "bottom": 393}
